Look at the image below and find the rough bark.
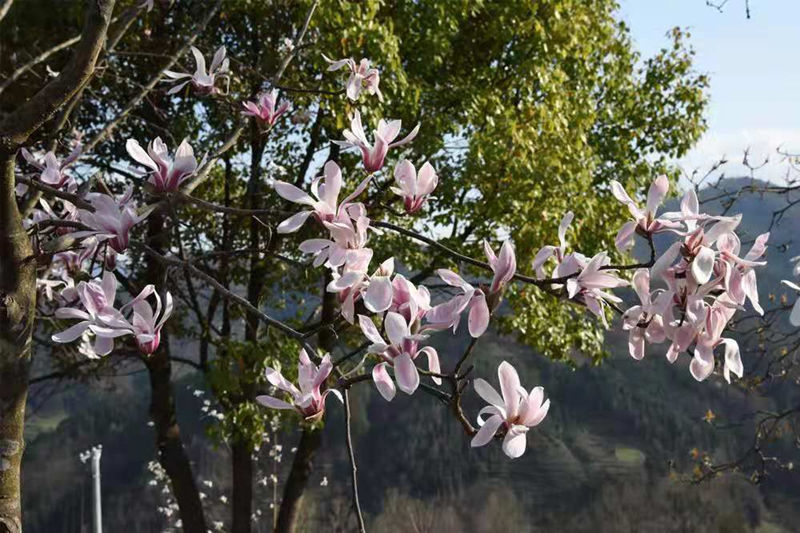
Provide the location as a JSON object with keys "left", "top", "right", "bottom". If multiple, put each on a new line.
{"left": 145, "top": 209, "right": 207, "bottom": 533}
{"left": 275, "top": 270, "right": 338, "bottom": 533}
{"left": 0, "top": 157, "right": 35, "bottom": 533}
{"left": 0, "top": 2, "right": 115, "bottom": 530}
{"left": 232, "top": 124, "right": 266, "bottom": 533}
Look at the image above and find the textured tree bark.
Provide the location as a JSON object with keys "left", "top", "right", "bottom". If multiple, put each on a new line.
{"left": 145, "top": 342, "right": 208, "bottom": 533}
{"left": 0, "top": 157, "right": 35, "bottom": 533}
{"left": 231, "top": 439, "right": 254, "bottom": 533}
{"left": 145, "top": 209, "right": 208, "bottom": 533}
{"left": 232, "top": 124, "right": 267, "bottom": 533}
{"left": 275, "top": 269, "right": 338, "bottom": 533}
{"left": 274, "top": 426, "right": 323, "bottom": 533}
{"left": 0, "top": 2, "right": 115, "bottom": 530}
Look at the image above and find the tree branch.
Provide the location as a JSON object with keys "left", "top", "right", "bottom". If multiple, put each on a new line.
{"left": 0, "top": 0, "right": 116, "bottom": 150}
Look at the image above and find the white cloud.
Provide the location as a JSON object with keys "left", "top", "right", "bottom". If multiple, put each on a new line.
{"left": 676, "top": 128, "right": 800, "bottom": 185}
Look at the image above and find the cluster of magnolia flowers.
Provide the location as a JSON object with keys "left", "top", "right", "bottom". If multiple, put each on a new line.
{"left": 611, "top": 177, "right": 768, "bottom": 382}
{"left": 21, "top": 41, "right": 769, "bottom": 460}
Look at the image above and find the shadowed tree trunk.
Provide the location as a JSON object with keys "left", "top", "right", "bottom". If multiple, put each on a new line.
{"left": 232, "top": 121, "right": 267, "bottom": 533}
{"left": 0, "top": 157, "right": 35, "bottom": 533}
{"left": 275, "top": 269, "right": 338, "bottom": 533}
{"left": 145, "top": 207, "right": 208, "bottom": 533}
{"left": 0, "top": 1, "right": 115, "bottom": 530}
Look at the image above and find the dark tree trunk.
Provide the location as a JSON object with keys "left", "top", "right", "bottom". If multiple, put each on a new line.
{"left": 275, "top": 269, "right": 338, "bottom": 533}
{"left": 231, "top": 439, "right": 254, "bottom": 533}
{"left": 0, "top": 1, "right": 115, "bottom": 528}
{"left": 274, "top": 427, "right": 323, "bottom": 533}
{"left": 145, "top": 209, "right": 207, "bottom": 533}
{"left": 0, "top": 157, "right": 35, "bottom": 533}
{"left": 232, "top": 123, "right": 266, "bottom": 533}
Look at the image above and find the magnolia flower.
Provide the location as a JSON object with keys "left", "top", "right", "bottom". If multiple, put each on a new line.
{"left": 691, "top": 297, "right": 741, "bottom": 383}
{"left": 324, "top": 247, "right": 376, "bottom": 322}
{"left": 427, "top": 269, "right": 490, "bottom": 337}
{"left": 323, "top": 55, "right": 382, "bottom": 102}
{"left": 273, "top": 160, "right": 371, "bottom": 233}
{"left": 471, "top": 361, "right": 549, "bottom": 459}
{"left": 391, "top": 160, "right": 438, "bottom": 214}
{"left": 532, "top": 211, "right": 574, "bottom": 278}
{"left": 301, "top": 214, "right": 371, "bottom": 270}
{"left": 652, "top": 215, "right": 742, "bottom": 286}
{"left": 164, "top": 46, "right": 229, "bottom": 95}
{"left": 359, "top": 313, "right": 441, "bottom": 401}
{"left": 621, "top": 269, "right": 666, "bottom": 360}
{"left": 563, "top": 252, "right": 627, "bottom": 327}
{"left": 19, "top": 144, "right": 81, "bottom": 192}
{"left": 51, "top": 272, "right": 133, "bottom": 356}
{"left": 124, "top": 285, "right": 174, "bottom": 354}
{"left": 611, "top": 175, "right": 680, "bottom": 252}
{"left": 256, "top": 350, "right": 342, "bottom": 421}
{"left": 716, "top": 231, "right": 768, "bottom": 315}
{"left": 75, "top": 188, "right": 147, "bottom": 253}
{"left": 126, "top": 137, "right": 199, "bottom": 192}
{"left": 139, "top": 0, "right": 154, "bottom": 11}
{"left": 781, "top": 279, "right": 800, "bottom": 327}
{"left": 387, "top": 274, "right": 431, "bottom": 327}
{"left": 484, "top": 240, "right": 516, "bottom": 296}
{"left": 242, "top": 90, "right": 290, "bottom": 127}
{"left": 335, "top": 111, "right": 419, "bottom": 173}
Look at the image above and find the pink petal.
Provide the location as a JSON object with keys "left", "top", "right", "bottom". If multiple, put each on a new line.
{"left": 394, "top": 352, "right": 420, "bottom": 395}
{"left": 372, "top": 362, "right": 396, "bottom": 401}
{"left": 470, "top": 414, "right": 504, "bottom": 448}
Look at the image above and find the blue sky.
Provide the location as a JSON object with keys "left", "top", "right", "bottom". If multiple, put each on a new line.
{"left": 619, "top": 0, "right": 800, "bottom": 179}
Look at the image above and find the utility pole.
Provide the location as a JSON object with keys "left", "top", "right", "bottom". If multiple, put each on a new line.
{"left": 80, "top": 445, "right": 103, "bottom": 533}
{"left": 90, "top": 446, "right": 102, "bottom": 533}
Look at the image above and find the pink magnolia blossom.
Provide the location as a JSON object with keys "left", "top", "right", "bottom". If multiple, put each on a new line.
{"left": 274, "top": 160, "right": 371, "bottom": 233}
{"left": 690, "top": 296, "right": 741, "bottom": 382}
{"left": 484, "top": 240, "right": 516, "bottom": 296}
{"left": 651, "top": 214, "right": 742, "bottom": 286}
{"left": 51, "top": 272, "right": 133, "bottom": 357}
{"left": 75, "top": 188, "right": 147, "bottom": 253}
{"left": 19, "top": 144, "right": 81, "bottom": 192}
{"left": 123, "top": 285, "right": 174, "bottom": 354}
{"left": 562, "top": 252, "right": 627, "bottom": 327}
{"left": 322, "top": 55, "right": 382, "bottom": 102}
{"left": 164, "top": 46, "right": 230, "bottom": 95}
{"left": 621, "top": 269, "right": 666, "bottom": 360}
{"left": 471, "top": 361, "right": 550, "bottom": 459}
{"left": 126, "top": 137, "right": 199, "bottom": 192}
{"left": 387, "top": 274, "right": 431, "bottom": 327}
{"left": 242, "top": 89, "right": 290, "bottom": 127}
{"left": 611, "top": 175, "right": 680, "bottom": 252}
{"left": 358, "top": 312, "right": 441, "bottom": 401}
{"left": 301, "top": 213, "right": 372, "bottom": 270}
{"left": 716, "top": 231, "right": 768, "bottom": 314}
{"left": 325, "top": 254, "right": 385, "bottom": 323}
{"left": 532, "top": 211, "right": 574, "bottom": 278}
{"left": 335, "top": 111, "right": 419, "bottom": 173}
{"left": 391, "top": 160, "right": 438, "bottom": 214}
{"left": 256, "top": 350, "right": 342, "bottom": 421}
{"left": 427, "top": 269, "right": 490, "bottom": 338}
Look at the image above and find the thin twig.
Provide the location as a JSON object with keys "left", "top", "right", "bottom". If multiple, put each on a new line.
{"left": 343, "top": 388, "right": 367, "bottom": 533}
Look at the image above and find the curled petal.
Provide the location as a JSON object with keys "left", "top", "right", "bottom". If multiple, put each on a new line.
{"left": 502, "top": 426, "right": 528, "bottom": 459}
{"left": 394, "top": 352, "right": 420, "bottom": 395}
{"left": 468, "top": 292, "right": 490, "bottom": 338}
{"left": 470, "top": 414, "right": 504, "bottom": 448}
{"left": 372, "top": 362, "right": 396, "bottom": 401}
